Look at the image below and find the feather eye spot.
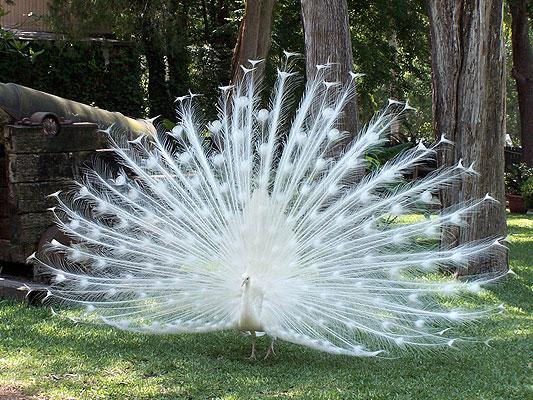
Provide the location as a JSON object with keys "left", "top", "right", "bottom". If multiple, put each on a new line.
{"left": 146, "top": 156, "right": 158, "bottom": 169}
{"left": 449, "top": 214, "right": 462, "bottom": 225}
{"left": 78, "top": 186, "right": 90, "bottom": 197}
{"left": 394, "top": 337, "right": 405, "bottom": 346}
{"left": 115, "top": 174, "right": 127, "bottom": 186}
{"left": 468, "top": 282, "right": 482, "bottom": 293}
{"left": 170, "top": 124, "right": 184, "bottom": 138}
{"left": 408, "top": 293, "right": 419, "bottom": 303}
{"left": 414, "top": 319, "right": 425, "bottom": 328}
{"left": 442, "top": 283, "right": 457, "bottom": 295}
{"left": 420, "top": 190, "right": 433, "bottom": 203}
{"left": 315, "top": 158, "right": 326, "bottom": 171}
{"left": 294, "top": 132, "right": 307, "bottom": 145}
{"left": 300, "top": 184, "right": 311, "bottom": 195}
{"left": 212, "top": 154, "right": 224, "bottom": 167}
{"left": 69, "top": 219, "right": 80, "bottom": 229}
{"left": 257, "top": 109, "right": 270, "bottom": 122}
{"left": 447, "top": 311, "right": 460, "bottom": 320}
{"left": 208, "top": 120, "right": 222, "bottom": 134}
{"left": 424, "top": 225, "right": 438, "bottom": 237}
{"left": 322, "top": 107, "right": 334, "bottom": 118}
{"left": 327, "top": 128, "right": 340, "bottom": 142}
{"left": 382, "top": 320, "right": 392, "bottom": 329}
{"left": 179, "top": 152, "right": 193, "bottom": 164}
{"left": 327, "top": 185, "right": 338, "bottom": 195}
{"left": 128, "top": 188, "right": 139, "bottom": 200}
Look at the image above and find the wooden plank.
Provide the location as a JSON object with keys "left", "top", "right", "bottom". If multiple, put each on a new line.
{"left": 0, "top": 187, "right": 9, "bottom": 217}
{"left": 0, "top": 217, "right": 9, "bottom": 240}
{"left": 0, "top": 239, "right": 36, "bottom": 264}
{"left": 8, "top": 151, "right": 93, "bottom": 183}
{"left": 9, "top": 181, "right": 68, "bottom": 214}
{"left": 4, "top": 123, "right": 107, "bottom": 154}
{"left": 8, "top": 212, "right": 55, "bottom": 246}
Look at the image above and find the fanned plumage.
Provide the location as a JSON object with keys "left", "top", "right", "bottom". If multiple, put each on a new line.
{"left": 30, "top": 58, "right": 508, "bottom": 358}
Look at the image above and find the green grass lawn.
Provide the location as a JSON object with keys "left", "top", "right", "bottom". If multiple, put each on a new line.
{"left": 0, "top": 215, "right": 531, "bottom": 400}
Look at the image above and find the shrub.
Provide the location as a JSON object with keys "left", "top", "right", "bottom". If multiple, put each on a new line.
{"left": 521, "top": 176, "right": 533, "bottom": 209}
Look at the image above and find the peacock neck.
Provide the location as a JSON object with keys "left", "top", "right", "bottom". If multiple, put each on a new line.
{"left": 238, "top": 280, "right": 264, "bottom": 332}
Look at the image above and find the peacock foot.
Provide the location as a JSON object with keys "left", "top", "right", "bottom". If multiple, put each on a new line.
{"left": 264, "top": 342, "right": 276, "bottom": 360}
{"left": 247, "top": 342, "right": 257, "bottom": 361}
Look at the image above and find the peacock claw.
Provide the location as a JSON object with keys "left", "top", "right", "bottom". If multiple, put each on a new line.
{"left": 264, "top": 341, "right": 276, "bottom": 360}
{"left": 247, "top": 341, "right": 257, "bottom": 360}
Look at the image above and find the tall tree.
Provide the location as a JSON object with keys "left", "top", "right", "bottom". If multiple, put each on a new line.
{"left": 139, "top": 2, "right": 172, "bottom": 119}
{"left": 301, "top": 0, "right": 358, "bottom": 137}
{"left": 166, "top": 0, "right": 191, "bottom": 101}
{"left": 509, "top": 0, "right": 533, "bottom": 166}
{"left": 427, "top": 0, "right": 507, "bottom": 273}
{"left": 230, "top": 0, "right": 277, "bottom": 83}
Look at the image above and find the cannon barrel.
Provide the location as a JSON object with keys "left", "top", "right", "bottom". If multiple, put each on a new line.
{"left": 0, "top": 82, "right": 155, "bottom": 135}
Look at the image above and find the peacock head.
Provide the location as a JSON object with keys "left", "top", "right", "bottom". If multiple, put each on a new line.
{"left": 241, "top": 273, "right": 250, "bottom": 287}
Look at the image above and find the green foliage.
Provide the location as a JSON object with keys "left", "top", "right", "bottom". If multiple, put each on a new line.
{"left": 45, "top": 0, "right": 242, "bottom": 119}
{"left": 0, "top": 40, "right": 144, "bottom": 117}
{"left": 521, "top": 176, "right": 533, "bottom": 208}
{"left": 349, "top": 0, "right": 432, "bottom": 137}
{"left": 505, "top": 163, "right": 533, "bottom": 195}
{"left": 0, "top": 5, "right": 44, "bottom": 62}
{"left": 365, "top": 142, "right": 415, "bottom": 171}
{"left": 0, "top": 215, "right": 531, "bottom": 399}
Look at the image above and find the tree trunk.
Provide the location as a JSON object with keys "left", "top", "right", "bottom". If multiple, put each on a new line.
{"left": 167, "top": 0, "right": 190, "bottom": 101}
{"left": 141, "top": 11, "right": 171, "bottom": 119}
{"left": 230, "top": 0, "right": 277, "bottom": 84}
{"left": 427, "top": 0, "right": 507, "bottom": 274}
{"left": 509, "top": 0, "right": 533, "bottom": 167}
{"left": 301, "top": 0, "right": 358, "bottom": 137}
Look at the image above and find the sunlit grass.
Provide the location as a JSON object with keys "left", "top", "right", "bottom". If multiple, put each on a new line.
{"left": 0, "top": 215, "right": 531, "bottom": 399}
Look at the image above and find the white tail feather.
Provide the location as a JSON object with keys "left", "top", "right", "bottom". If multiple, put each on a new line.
{"left": 32, "top": 62, "right": 507, "bottom": 357}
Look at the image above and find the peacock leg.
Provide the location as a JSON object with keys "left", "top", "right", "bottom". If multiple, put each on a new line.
{"left": 264, "top": 337, "right": 276, "bottom": 359}
{"left": 247, "top": 331, "right": 257, "bottom": 360}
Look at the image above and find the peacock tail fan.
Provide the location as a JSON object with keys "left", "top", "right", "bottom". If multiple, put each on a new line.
{"left": 29, "top": 57, "right": 509, "bottom": 358}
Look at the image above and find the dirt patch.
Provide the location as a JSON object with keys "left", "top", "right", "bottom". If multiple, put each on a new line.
{"left": 0, "top": 385, "right": 33, "bottom": 400}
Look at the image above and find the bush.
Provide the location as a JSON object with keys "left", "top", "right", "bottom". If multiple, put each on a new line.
{"left": 505, "top": 163, "right": 533, "bottom": 195}
{"left": 521, "top": 176, "right": 533, "bottom": 209}
{"left": 0, "top": 39, "right": 145, "bottom": 117}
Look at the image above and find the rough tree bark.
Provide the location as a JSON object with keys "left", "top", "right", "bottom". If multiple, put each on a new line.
{"left": 509, "top": 0, "right": 533, "bottom": 166}
{"left": 230, "top": 0, "right": 277, "bottom": 83}
{"left": 301, "top": 0, "right": 358, "bottom": 137}
{"left": 167, "top": 0, "right": 190, "bottom": 100}
{"left": 427, "top": 0, "right": 508, "bottom": 274}
{"left": 140, "top": 4, "right": 171, "bottom": 119}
